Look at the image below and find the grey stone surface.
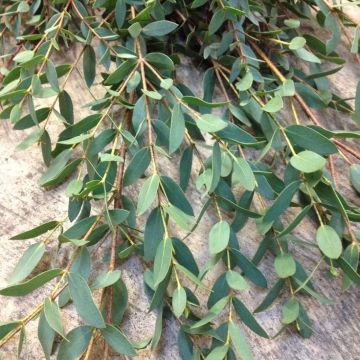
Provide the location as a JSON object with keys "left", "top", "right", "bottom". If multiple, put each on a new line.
{"left": 1, "top": 12, "right": 360, "bottom": 359}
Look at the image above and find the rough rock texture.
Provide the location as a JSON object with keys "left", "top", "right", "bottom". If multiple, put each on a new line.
{"left": 1, "top": 13, "right": 360, "bottom": 360}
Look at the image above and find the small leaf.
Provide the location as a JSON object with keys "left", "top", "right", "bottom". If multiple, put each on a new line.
{"left": 124, "top": 148, "right": 151, "bottom": 186}
{"left": 197, "top": 114, "right": 228, "bottom": 133}
{"left": 38, "top": 310, "right": 55, "bottom": 360}
{"left": 290, "top": 150, "right": 326, "bottom": 173}
{"left": 57, "top": 326, "right": 92, "bottom": 360}
{"left": 68, "top": 272, "right": 105, "bottom": 328}
{"left": 44, "top": 298, "right": 66, "bottom": 338}
{"left": 115, "top": 0, "right": 126, "bottom": 28}
{"left": 350, "top": 164, "right": 360, "bottom": 194}
{"left": 226, "top": 271, "right": 250, "bottom": 291}
{"left": 208, "top": 221, "right": 230, "bottom": 254}
{"left": 0, "top": 321, "right": 20, "bottom": 341}
{"left": 263, "top": 96, "right": 283, "bottom": 113}
{"left": 232, "top": 157, "right": 256, "bottom": 191}
{"left": 255, "top": 279, "right": 285, "bottom": 313}
{"left": 289, "top": 36, "right": 306, "bottom": 50}
{"left": 137, "top": 174, "right": 160, "bottom": 215}
{"left": 15, "top": 128, "right": 44, "bottom": 151}
{"left": 153, "top": 238, "right": 173, "bottom": 286}
{"left": 236, "top": 71, "right": 253, "bottom": 91}
{"left": 101, "top": 324, "right": 136, "bottom": 356}
{"left": 14, "top": 50, "right": 34, "bottom": 63}
{"left": 281, "top": 298, "right": 300, "bottom": 324}
{"left": 228, "top": 321, "right": 254, "bottom": 360}
{"left": 83, "top": 46, "right": 96, "bottom": 88}
{"left": 232, "top": 298, "right": 269, "bottom": 338}
{"left": 206, "top": 345, "right": 229, "bottom": 360}
{"left": 11, "top": 220, "right": 59, "bottom": 240}
{"left": 92, "top": 270, "right": 121, "bottom": 289}
{"left": 172, "top": 286, "right": 187, "bottom": 318}
{"left": 274, "top": 253, "right": 296, "bottom": 278}
{"left": 169, "top": 103, "right": 185, "bottom": 154}
{"left": 0, "top": 269, "right": 62, "bottom": 296}
{"left": 9, "top": 242, "right": 45, "bottom": 285}
{"left": 46, "top": 60, "right": 60, "bottom": 92}
{"left": 316, "top": 225, "right": 342, "bottom": 259}
{"left": 142, "top": 20, "right": 178, "bottom": 37}
{"left": 263, "top": 181, "right": 300, "bottom": 224}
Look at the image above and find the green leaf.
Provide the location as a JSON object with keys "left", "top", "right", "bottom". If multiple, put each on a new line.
{"left": 39, "top": 149, "right": 72, "bottom": 186}
{"left": 169, "top": 103, "right": 185, "bottom": 154}
{"left": 208, "top": 221, "right": 230, "bottom": 254}
{"left": 57, "top": 326, "right": 92, "bottom": 360}
{"left": 160, "top": 78, "right": 173, "bottom": 90}
{"left": 83, "top": 45, "right": 96, "bottom": 88}
{"left": 263, "top": 96, "right": 283, "bottom": 113}
{"left": 68, "top": 272, "right": 105, "bottom": 328}
{"left": 11, "top": 220, "right": 59, "bottom": 240}
{"left": 58, "top": 90, "right": 74, "bottom": 125}
{"left": 263, "top": 181, "right": 300, "bottom": 224}
{"left": 236, "top": 71, "right": 253, "bottom": 91}
{"left": 274, "top": 253, "right": 296, "bottom": 278}
{"left": 289, "top": 36, "right": 306, "bottom": 50}
{"left": 92, "top": 270, "right": 121, "bottom": 289}
{"left": 316, "top": 225, "right": 342, "bottom": 259}
{"left": 290, "top": 150, "right": 326, "bottom": 173}
{"left": 161, "top": 176, "right": 193, "bottom": 215}
{"left": 197, "top": 114, "right": 228, "bottom": 133}
{"left": 278, "top": 205, "right": 312, "bottom": 237}
{"left": 230, "top": 249, "right": 268, "bottom": 288}
{"left": 209, "top": 142, "right": 221, "bottom": 193}
{"left": 144, "top": 207, "right": 164, "bottom": 261}
{"left": 228, "top": 321, "right": 254, "bottom": 360}
{"left": 115, "top": 0, "right": 126, "bottom": 28}
{"left": 46, "top": 60, "right": 60, "bottom": 93}
{"left": 105, "top": 59, "right": 137, "bottom": 85}
{"left": 14, "top": 50, "right": 34, "bottom": 63}
{"left": 58, "top": 133, "right": 93, "bottom": 145}
{"left": 153, "top": 238, "right": 173, "bottom": 286}
{"left": 172, "top": 286, "right": 187, "bottom": 318}
{"left": 165, "top": 205, "right": 195, "bottom": 231}
{"left": 128, "top": 22, "right": 142, "bottom": 38}
{"left": 181, "top": 96, "right": 229, "bottom": 108}
{"left": 142, "top": 20, "right": 178, "bottom": 37}
{"left": 294, "top": 48, "right": 321, "bottom": 63}
{"left": 106, "top": 209, "right": 129, "bottom": 226}
{"left": 285, "top": 125, "right": 337, "bottom": 155}
{"left": 13, "top": 108, "right": 50, "bottom": 130}
{"left": 9, "top": 242, "right": 45, "bottom": 285}
{"left": 101, "top": 324, "right": 136, "bottom": 356}
{"left": 15, "top": 128, "right": 44, "bottom": 151}
{"left": 337, "top": 257, "right": 360, "bottom": 286}
{"left": 282, "top": 298, "right": 300, "bottom": 324}
{"left": 232, "top": 298, "right": 269, "bottom": 338}
{"left": 38, "top": 310, "right": 55, "bottom": 360}
{"left": 123, "top": 148, "right": 151, "bottom": 186}
{"left": 0, "top": 321, "right": 20, "bottom": 340}
{"left": 137, "top": 174, "right": 160, "bottom": 215}
{"left": 350, "top": 164, "right": 360, "bottom": 194}
{"left": 232, "top": 157, "right": 256, "bottom": 191}
{"left": 206, "top": 345, "right": 229, "bottom": 360}
{"left": 44, "top": 298, "right": 66, "bottom": 338}
{"left": 142, "top": 88, "right": 162, "bottom": 100}
{"left": 255, "top": 279, "right": 285, "bottom": 313}
{"left": 208, "top": 9, "right": 225, "bottom": 35}
{"left": 191, "top": 296, "right": 228, "bottom": 328}
{"left": 226, "top": 271, "right": 250, "bottom": 291}
{"left": 0, "top": 269, "right": 62, "bottom": 296}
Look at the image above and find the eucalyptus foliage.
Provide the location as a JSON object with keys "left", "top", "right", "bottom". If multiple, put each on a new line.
{"left": 1, "top": 0, "right": 360, "bottom": 359}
